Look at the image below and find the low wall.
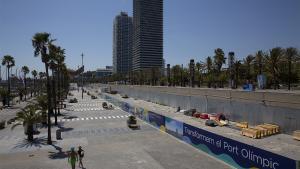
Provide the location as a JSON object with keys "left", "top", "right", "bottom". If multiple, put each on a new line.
{"left": 102, "top": 93, "right": 299, "bottom": 169}
{"left": 105, "top": 85, "right": 300, "bottom": 134}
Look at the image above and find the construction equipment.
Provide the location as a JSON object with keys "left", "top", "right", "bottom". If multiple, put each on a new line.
{"left": 236, "top": 122, "right": 248, "bottom": 129}
{"left": 293, "top": 130, "right": 300, "bottom": 141}
{"left": 241, "top": 128, "right": 261, "bottom": 139}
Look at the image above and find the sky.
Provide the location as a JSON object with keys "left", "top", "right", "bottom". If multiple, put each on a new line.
{"left": 0, "top": 0, "right": 300, "bottom": 77}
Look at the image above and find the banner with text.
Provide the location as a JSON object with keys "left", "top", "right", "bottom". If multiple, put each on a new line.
{"left": 182, "top": 123, "right": 296, "bottom": 169}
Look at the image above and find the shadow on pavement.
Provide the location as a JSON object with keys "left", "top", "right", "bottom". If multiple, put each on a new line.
{"left": 48, "top": 144, "right": 68, "bottom": 159}
{"left": 58, "top": 123, "right": 74, "bottom": 132}
{"left": 13, "top": 136, "right": 55, "bottom": 149}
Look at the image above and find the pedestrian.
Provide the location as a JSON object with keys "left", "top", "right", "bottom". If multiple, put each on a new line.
{"left": 78, "top": 146, "right": 85, "bottom": 168}
{"left": 68, "top": 147, "right": 78, "bottom": 169}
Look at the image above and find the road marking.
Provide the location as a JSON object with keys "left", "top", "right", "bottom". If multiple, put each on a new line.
{"left": 54, "top": 114, "right": 130, "bottom": 123}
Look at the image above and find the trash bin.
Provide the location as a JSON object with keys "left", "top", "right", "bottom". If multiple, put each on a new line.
{"left": 56, "top": 129, "right": 62, "bottom": 140}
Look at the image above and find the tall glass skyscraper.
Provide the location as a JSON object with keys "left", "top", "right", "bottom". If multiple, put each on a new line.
{"left": 132, "top": 0, "right": 163, "bottom": 71}
{"left": 113, "top": 12, "right": 133, "bottom": 74}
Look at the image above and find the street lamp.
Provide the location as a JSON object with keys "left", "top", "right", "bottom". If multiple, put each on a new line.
{"left": 81, "top": 53, "right": 84, "bottom": 99}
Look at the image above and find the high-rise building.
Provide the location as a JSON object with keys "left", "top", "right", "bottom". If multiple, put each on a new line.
{"left": 133, "top": 0, "right": 163, "bottom": 71}
{"left": 113, "top": 12, "right": 133, "bottom": 74}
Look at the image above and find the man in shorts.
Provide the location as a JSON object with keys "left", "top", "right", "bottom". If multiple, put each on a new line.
{"left": 68, "top": 147, "right": 78, "bottom": 169}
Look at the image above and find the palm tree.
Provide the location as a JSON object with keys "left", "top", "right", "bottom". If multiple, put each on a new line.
{"left": 195, "top": 61, "right": 205, "bottom": 87}
{"left": 244, "top": 55, "right": 255, "bottom": 80}
{"left": 36, "top": 94, "right": 48, "bottom": 125}
{"left": 171, "top": 65, "right": 181, "bottom": 86}
{"left": 21, "top": 66, "right": 30, "bottom": 101}
{"left": 233, "top": 60, "right": 242, "bottom": 89}
{"left": 32, "top": 32, "right": 53, "bottom": 144}
{"left": 254, "top": 50, "right": 265, "bottom": 76}
{"left": 1, "top": 55, "right": 15, "bottom": 107}
{"left": 214, "top": 48, "right": 226, "bottom": 87}
{"left": 206, "top": 56, "right": 213, "bottom": 88}
{"left": 214, "top": 48, "right": 226, "bottom": 73}
{"left": 55, "top": 47, "right": 65, "bottom": 115}
{"left": 48, "top": 43, "right": 59, "bottom": 125}
{"left": 11, "top": 104, "right": 42, "bottom": 141}
{"left": 285, "top": 47, "right": 299, "bottom": 90}
{"left": 228, "top": 52, "right": 235, "bottom": 88}
{"left": 266, "top": 47, "right": 283, "bottom": 89}
{"left": 31, "top": 70, "right": 37, "bottom": 96}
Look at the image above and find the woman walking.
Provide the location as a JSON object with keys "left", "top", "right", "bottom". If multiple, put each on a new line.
{"left": 78, "top": 146, "right": 85, "bottom": 168}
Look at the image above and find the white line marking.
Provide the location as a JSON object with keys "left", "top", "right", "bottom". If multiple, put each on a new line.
{"left": 99, "top": 117, "right": 103, "bottom": 119}
{"left": 107, "top": 116, "right": 111, "bottom": 119}
{"left": 62, "top": 119, "right": 65, "bottom": 122}
{"left": 116, "top": 116, "right": 120, "bottom": 118}
{"left": 120, "top": 115, "right": 124, "bottom": 118}
{"left": 112, "top": 116, "right": 115, "bottom": 118}
{"left": 77, "top": 118, "right": 80, "bottom": 121}
{"left": 81, "top": 118, "right": 84, "bottom": 120}
{"left": 95, "top": 117, "right": 98, "bottom": 119}
{"left": 103, "top": 117, "right": 107, "bottom": 119}
{"left": 66, "top": 119, "right": 70, "bottom": 122}
{"left": 90, "top": 117, "right": 94, "bottom": 120}
{"left": 85, "top": 117, "right": 89, "bottom": 120}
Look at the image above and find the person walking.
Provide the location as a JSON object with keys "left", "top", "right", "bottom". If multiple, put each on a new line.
{"left": 68, "top": 147, "right": 78, "bottom": 169}
{"left": 78, "top": 146, "right": 85, "bottom": 168}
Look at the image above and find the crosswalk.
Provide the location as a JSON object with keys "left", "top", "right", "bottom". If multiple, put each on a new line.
{"left": 63, "top": 125, "right": 155, "bottom": 138}
{"left": 53, "top": 115, "right": 130, "bottom": 123}
{"left": 71, "top": 103, "right": 104, "bottom": 107}
{"left": 71, "top": 107, "right": 104, "bottom": 112}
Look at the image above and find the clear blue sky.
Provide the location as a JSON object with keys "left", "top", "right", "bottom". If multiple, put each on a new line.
{"left": 1, "top": 0, "right": 300, "bottom": 76}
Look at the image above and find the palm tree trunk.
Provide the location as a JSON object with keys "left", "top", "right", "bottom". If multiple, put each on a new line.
{"left": 45, "top": 63, "right": 52, "bottom": 145}
{"left": 27, "top": 124, "right": 34, "bottom": 141}
{"left": 57, "top": 69, "right": 61, "bottom": 115}
{"left": 24, "top": 76, "right": 27, "bottom": 101}
{"left": 33, "top": 78, "right": 36, "bottom": 96}
{"left": 52, "top": 69, "right": 57, "bottom": 125}
{"left": 288, "top": 60, "right": 291, "bottom": 90}
{"left": 7, "top": 67, "right": 10, "bottom": 107}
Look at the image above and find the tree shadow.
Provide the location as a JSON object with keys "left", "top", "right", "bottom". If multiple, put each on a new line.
{"left": 13, "top": 136, "right": 55, "bottom": 149}
{"left": 63, "top": 115, "right": 78, "bottom": 119}
{"left": 57, "top": 123, "right": 73, "bottom": 132}
{"left": 48, "top": 144, "right": 68, "bottom": 159}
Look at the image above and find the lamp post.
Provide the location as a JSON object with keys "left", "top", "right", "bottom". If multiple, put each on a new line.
{"left": 81, "top": 53, "right": 84, "bottom": 99}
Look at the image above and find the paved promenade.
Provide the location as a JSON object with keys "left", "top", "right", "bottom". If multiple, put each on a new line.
{"left": 0, "top": 90, "right": 230, "bottom": 169}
